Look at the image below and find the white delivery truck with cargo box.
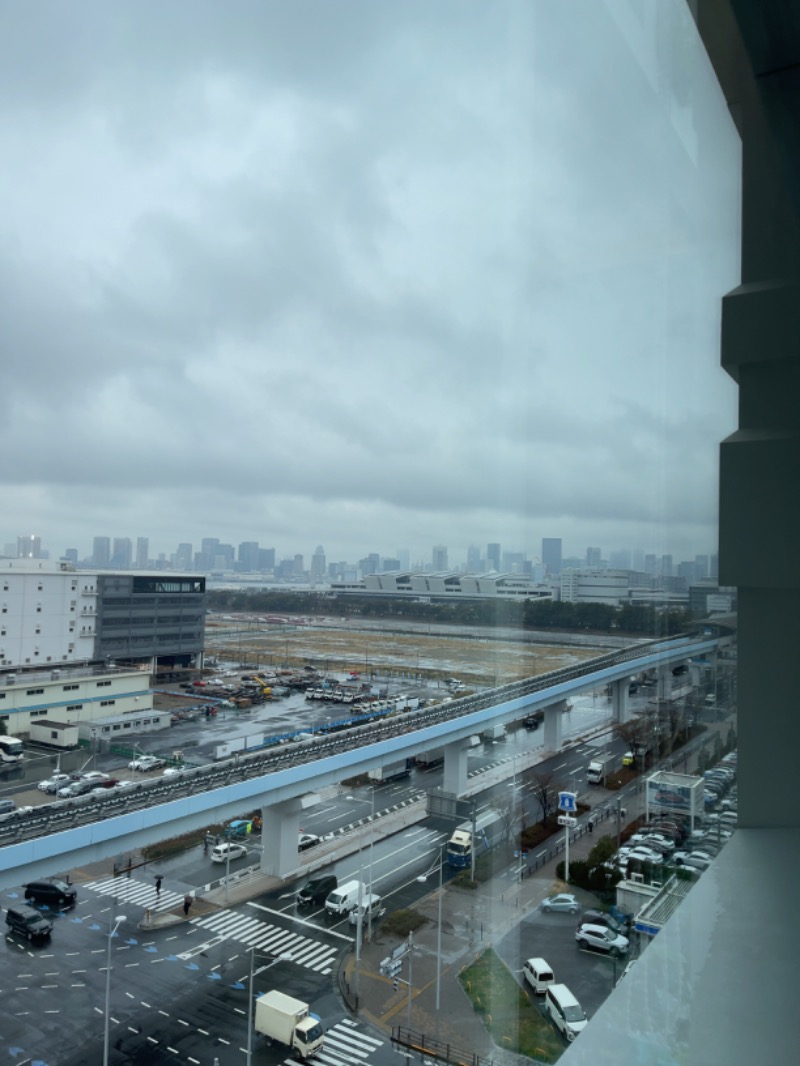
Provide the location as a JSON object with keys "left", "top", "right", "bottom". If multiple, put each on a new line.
{"left": 254, "top": 989, "right": 324, "bottom": 1059}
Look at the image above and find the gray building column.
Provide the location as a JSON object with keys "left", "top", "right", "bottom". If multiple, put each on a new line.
{"left": 609, "top": 678, "right": 631, "bottom": 724}
{"left": 260, "top": 793, "right": 320, "bottom": 877}
{"left": 442, "top": 739, "right": 471, "bottom": 797}
{"left": 542, "top": 699, "right": 570, "bottom": 751}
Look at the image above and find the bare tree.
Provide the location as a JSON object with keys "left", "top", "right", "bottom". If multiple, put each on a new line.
{"left": 614, "top": 710, "right": 659, "bottom": 769}
{"left": 530, "top": 769, "right": 560, "bottom": 826}
{"left": 656, "top": 696, "right": 687, "bottom": 754}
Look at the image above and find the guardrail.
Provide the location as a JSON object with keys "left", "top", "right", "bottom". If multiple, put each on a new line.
{"left": 392, "top": 1025, "right": 494, "bottom": 1066}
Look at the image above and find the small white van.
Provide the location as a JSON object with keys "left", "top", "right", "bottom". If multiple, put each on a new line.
{"left": 348, "top": 893, "right": 382, "bottom": 926}
{"left": 545, "top": 983, "right": 588, "bottom": 1042}
{"left": 523, "top": 957, "right": 554, "bottom": 995}
{"left": 324, "top": 879, "right": 365, "bottom": 917}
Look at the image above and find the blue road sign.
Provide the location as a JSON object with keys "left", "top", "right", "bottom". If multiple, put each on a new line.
{"left": 558, "top": 791, "right": 577, "bottom": 812}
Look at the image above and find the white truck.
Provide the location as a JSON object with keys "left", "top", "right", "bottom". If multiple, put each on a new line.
{"left": 587, "top": 754, "right": 619, "bottom": 785}
{"left": 368, "top": 758, "right": 412, "bottom": 784}
{"left": 254, "top": 989, "right": 324, "bottom": 1060}
{"left": 324, "top": 878, "right": 365, "bottom": 917}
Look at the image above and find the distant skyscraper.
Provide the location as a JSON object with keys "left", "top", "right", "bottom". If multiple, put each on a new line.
{"left": 63, "top": 548, "right": 78, "bottom": 565}
{"left": 293, "top": 553, "right": 304, "bottom": 576}
{"left": 258, "top": 547, "right": 276, "bottom": 571}
{"left": 541, "top": 538, "right": 562, "bottom": 576}
{"left": 644, "top": 554, "right": 657, "bottom": 576}
{"left": 486, "top": 543, "right": 501, "bottom": 572}
{"left": 215, "top": 544, "right": 235, "bottom": 569}
{"left": 609, "top": 548, "right": 631, "bottom": 570}
{"left": 432, "top": 545, "right": 448, "bottom": 570}
{"left": 466, "top": 544, "right": 481, "bottom": 573}
{"left": 17, "top": 534, "right": 42, "bottom": 558}
{"left": 396, "top": 548, "right": 410, "bottom": 570}
{"left": 175, "top": 543, "right": 193, "bottom": 570}
{"left": 92, "top": 536, "right": 111, "bottom": 568}
{"left": 660, "top": 554, "right": 674, "bottom": 577}
{"left": 238, "top": 541, "right": 260, "bottom": 571}
{"left": 311, "top": 545, "right": 326, "bottom": 583}
{"left": 586, "top": 546, "right": 602, "bottom": 567}
{"left": 359, "top": 553, "right": 379, "bottom": 577}
{"left": 111, "top": 537, "right": 133, "bottom": 568}
{"left": 502, "top": 550, "right": 524, "bottom": 572}
{"left": 695, "top": 554, "right": 709, "bottom": 580}
{"left": 382, "top": 557, "right": 401, "bottom": 571}
{"left": 136, "top": 537, "right": 149, "bottom": 568}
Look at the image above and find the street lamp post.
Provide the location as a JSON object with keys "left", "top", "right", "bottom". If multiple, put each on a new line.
{"left": 103, "top": 914, "right": 127, "bottom": 1066}
{"left": 416, "top": 841, "right": 446, "bottom": 1032}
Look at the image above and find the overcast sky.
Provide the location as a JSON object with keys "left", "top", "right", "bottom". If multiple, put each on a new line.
{"left": 1, "top": 1, "right": 740, "bottom": 569}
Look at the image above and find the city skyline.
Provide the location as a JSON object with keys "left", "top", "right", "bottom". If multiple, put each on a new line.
{"left": 0, "top": 3, "right": 738, "bottom": 586}
{"left": 6, "top": 529, "right": 716, "bottom": 579}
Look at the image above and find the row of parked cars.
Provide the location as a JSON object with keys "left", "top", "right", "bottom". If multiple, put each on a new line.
{"left": 527, "top": 898, "right": 633, "bottom": 1041}
{"left": 606, "top": 752, "right": 737, "bottom": 875}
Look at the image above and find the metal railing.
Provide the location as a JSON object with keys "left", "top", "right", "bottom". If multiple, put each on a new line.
{"left": 392, "top": 1025, "right": 494, "bottom": 1066}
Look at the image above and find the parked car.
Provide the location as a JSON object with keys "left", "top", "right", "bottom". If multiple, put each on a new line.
{"left": 210, "top": 842, "right": 247, "bottom": 863}
{"left": 575, "top": 922, "right": 629, "bottom": 956}
{"left": 627, "top": 846, "right": 664, "bottom": 865}
{"left": 128, "top": 755, "right": 164, "bottom": 772}
{"left": 523, "top": 957, "right": 555, "bottom": 994}
{"left": 57, "top": 780, "right": 97, "bottom": 798}
{"left": 24, "top": 879, "right": 77, "bottom": 907}
{"left": 671, "top": 851, "right": 712, "bottom": 869}
{"left": 541, "top": 893, "right": 580, "bottom": 914}
{"left": 578, "top": 910, "right": 628, "bottom": 936}
{"left": 298, "top": 833, "right": 321, "bottom": 851}
{"left": 38, "top": 773, "right": 71, "bottom": 793}
{"left": 79, "top": 771, "right": 110, "bottom": 782}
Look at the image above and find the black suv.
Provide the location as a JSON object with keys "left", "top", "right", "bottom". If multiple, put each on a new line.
{"left": 24, "top": 879, "right": 77, "bottom": 907}
{"left": 6, "top": 904, "right": 54, "bottom": 940}
{"left": 578, "top": 909, "right": 629, "bottom": 936}
{"left": 297, "top": 875, "right": 337, "bottom": 907}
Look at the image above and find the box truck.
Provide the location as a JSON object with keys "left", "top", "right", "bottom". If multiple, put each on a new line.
{"left": 368, "top": 758, "right": 412, "bottom": 784}
{"left": 587, "top": 754, "right": 619, "bottom": 785}
{"left": 446, "top": 809, "right": 505, "bottom": 869}
{"left": 254, "top": 989, "right": 324, "bottom": 1059}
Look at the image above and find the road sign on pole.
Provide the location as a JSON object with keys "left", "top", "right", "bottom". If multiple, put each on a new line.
{"left": 558, "top": 815, "right": 577, "bottom": 827}
{"left": 558, "top": 791, "right": 577, "bottom": 812}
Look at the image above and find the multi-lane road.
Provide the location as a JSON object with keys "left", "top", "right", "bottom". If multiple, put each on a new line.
{"left": 1, "top": 683, "right": 718, "bottom": 1065}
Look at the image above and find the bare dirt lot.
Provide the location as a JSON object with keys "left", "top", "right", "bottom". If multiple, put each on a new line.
{"left": 203, "top": 616, "right": 605, "bottom": 687}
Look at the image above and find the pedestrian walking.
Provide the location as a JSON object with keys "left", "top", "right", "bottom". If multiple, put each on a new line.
{"left": 183, "top": 894, "right": 193, "bottom": 917}
{"left": 155, "top": 875, "right": 163, "bottom": 897}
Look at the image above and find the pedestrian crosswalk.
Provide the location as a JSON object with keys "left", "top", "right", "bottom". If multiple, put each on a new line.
{"left": 190, "top": 909, "right": 339, "bottom": 974}
{"left": 83, "top": 875, "right": 184, "bottom": 912}
{"left": 279, "top": 1018, "right": 384, "bottom": 1066}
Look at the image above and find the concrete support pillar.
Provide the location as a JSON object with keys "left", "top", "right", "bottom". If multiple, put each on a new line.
{"left": 610, "top": 678, "right": 631, "bottom": 724}
{"left": 260, "top": 793, "right": 320, "bottom": 877}
{"left": 542, "top": 699, "right": 569, "bottom": 751}
{"left": 656, "top": 667, "right": 674, "bottom": 702}
{"left": 442, "top": 739, "right": 470, "bottom": 797}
